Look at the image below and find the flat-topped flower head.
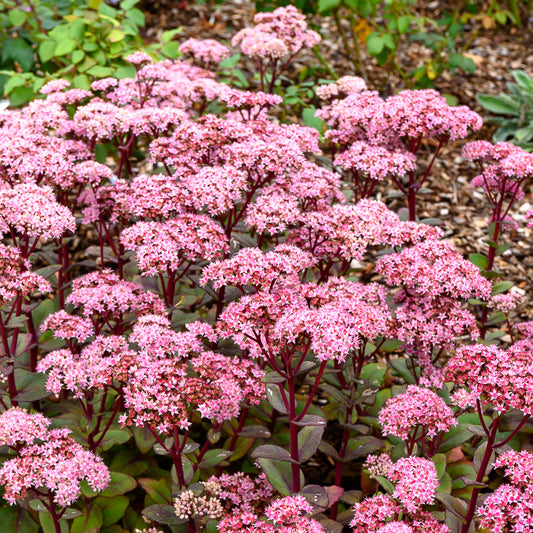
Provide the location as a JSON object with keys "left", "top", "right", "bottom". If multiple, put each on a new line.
{"left": 66, "top": 269, "right": 166, "bottom": 320}
{"left": 446, "top": 343, "right": 533, "bottom": 415}
{"left": 37, "top": 335, "right": 136, "bottom": 397}
{"left": 316, "top": 76, "right": 367, "bottom": 100}
{"left": 129, "top": 174, "right": 186, "bottom": 219}
{"left": 182, "top": 165, "right": 248, "bottom": 216}
{"left": 0, "top": 183, "right": 75, "bottom": 240}
{"left": 125, "top": 51, "right": 153, "bottom": 66}
{"left": 379, "top": 385, "right": 456, "bottom": 440}
{"left": 376, "top": 239, "right": 491, "bottom": 300}
{"left": 206, "top": 472, "right": 275, "bottom": 513}
{"left": 369, "top": 89, "right": 482, "bottom": 143}
{"left": 41, "top": 310, "right": 94, "bottom": 343}
{"left": 121, "top": 215, "right": 229, "bottom": 276}
{"left": 179, "top": 38, "right": 230, "bottom": 65}
{"left": 201, "top": 244, "right": 315, "bottom": 290}
{"left": 334, "top": 142, "right": 417, "bottom": 182}
{"left": 0, "top": 426, "right": 109, "bottom": 507}
{"left": 0, "top": 408, "right": 49, "bottom": 447}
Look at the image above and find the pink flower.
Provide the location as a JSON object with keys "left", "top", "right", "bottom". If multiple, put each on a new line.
{"left": 0, "top": 421, "right": 109, "bottom": 507}
{"left": 179, "top": 38, "right": 230, "bottom": 64}
{"left": 379, "top": 385, "right": 457, "bottom": 439}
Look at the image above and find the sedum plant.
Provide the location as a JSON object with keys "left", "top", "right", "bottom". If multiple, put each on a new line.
{"left": 0, "top": 6, "right": 533, "bottom": 533}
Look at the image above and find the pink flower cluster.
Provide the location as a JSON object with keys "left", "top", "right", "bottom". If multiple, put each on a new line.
{"left": 379, "top": 385, "right": 457, "bottom": 439}
{"left": 0, "top": 409, "right": 109, "bottom": 506}
{"left": 179, "top": 38, "right": 230, "bottom": 65}
{"left": 218, "top": 495, "right": 324, "bottom": 533}
{"left": 446, "top": 343, "right": 533, "bottom": 415}
{"left": 232, "top": 6, "right": 320, "bottom": 60}
{"left": 119, "top": 316, "right": 265, "bottom": 434}
{"left": 351, "top": 456, "right": 446, "bottom": 532}
{"left": 477, "top": 450, "right": 533, "bottom": 532}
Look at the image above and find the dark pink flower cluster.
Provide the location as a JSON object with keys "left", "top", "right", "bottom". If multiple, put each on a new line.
{"left": 477, "top": 450, "right": 533, "bottom": 532}
{"left": 379, "top": 385, "right": 456, "bottom": 439}
{"left": 218, "top": 495, "right": 324, "bottom": 533}
{"left": 351, "top": 456, "right": 447, "bottom": 532}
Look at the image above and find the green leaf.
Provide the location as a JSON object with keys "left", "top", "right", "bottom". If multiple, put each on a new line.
{"left": 366, "top": 33, "right": 385, "bottom": 56}
{"left": 161, "top": 28, "right": 183, "bottom": 42}
{"left": 132, "top": 425, "right": 156, "bottom": 454}
{"left": 265, "top": 383, "right": 288, "bottom": 414}
{"left": 491, "top": 281, "right": 514, "bottom": 295}
{"left": 397, "top": 15, "right": 411, "bottom": 34}
{"left": 39, "top": 512, "right": 69, "bottom": 533}
{"left": 97, "top": 428, "right": 131, "bottom": 450}
{"left": 68, "top": 19, "right": 85, "bottom": 41}
{"left": 87, "top": 65, "right": 115, "bottom": 78}
{"left": 432, "top": 453, "right": 447, "bottom": 479}
{"left": 138, "top": 477, "right": 171, "bottom": 504}
{"left": 2, "top": 38, "right": 34, "bottom": 70}
{"left": 9, "top": 86, "right": 34, "bottom": 107}
{"left": 477, "top": 94, "right": 521, "bottom": 116}
{"left": 73, "top": 74, "right": 91, "bottom": 90}
{"left": 469, "top": 253, "right": 489, "bottom": 270}
{"left": 160, "top": 41, "right": 180, "bottom": 59}
{"left": 317, "top": 0, "right": 341, "bottom": 13}
{"left": 54, "top": 39, "right": 77, "bottom": 57}
{"left": 197, "top": 448, "right": 233, "bottom": 469}
{"left": 298, "top": 424, "right": 325, "bottom": 462}
{"left": 302, "top": 105, "right": 324, "bottom": 133}
{"left": 99, "top": 472, "right": 137, "bottom": 497}
{"left": 95, "top": 496, "right": 129, "bottom": 527}
{"left": 251, "top": 444, "right": 297, "bottom": 463}
{"left": 239, "top": 425, "right": 271, "bottom": 439}
{"left": 512, "top": 70, "right": 533, "bottom": 94}
{"left": 71, "top": 49, "right": 85, "bottom": 64}
{"left": 219, "top": 53, "right": 240, "bottom": 69}
{"left": 114, "top": 65, "right": 136, "bottom": 79}
{"left": 120, "top": 0, "right": 139, "bottom": 9}
{"left": 8, "top": 10, "right": 27, "bottom": 26}
{"left": 107, "top": 29, "right": 125, "bottom": 43}
{"left": 256, "top": 458, "right": 303, "bottom": 496}
{"left": 70, "top": 504, "right": 103, "bottom": 533}
{"left": 142, "top": 504, "right": 186, "bottom": 526}
{"left": 0, "top": 505, "right": 39, "bottom": 533}
{"left": 449, "top": 52, "right": 476, "bottom": 73}
{"left": 126, "top": 7, "right": 145, "bottom": 26}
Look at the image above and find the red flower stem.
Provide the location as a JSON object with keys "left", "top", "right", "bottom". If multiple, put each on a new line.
{"left": 461, "top": 416, "right": 500, "bottom": 533}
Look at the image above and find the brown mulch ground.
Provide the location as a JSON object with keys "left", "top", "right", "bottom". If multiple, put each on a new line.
{"left": 140, "top": 0, "right": 533, "bottom": 319}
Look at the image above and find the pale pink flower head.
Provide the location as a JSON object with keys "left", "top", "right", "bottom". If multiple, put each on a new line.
{"left": 0, "top": 408, "right": 49, "bottom": 447}
{"left": 377, "top": 523, "right": 413, "bottom": 533}
{"left": 376, "top": 239, "right": 491, "bottom": 300}
{"left": 495, "top": 450, "right": 533, "bottom": 488}
{"left": 0, "top": 182, "right": 76, "bottom": 240}
{"left": 316, "top": 76, "right": 367, "bottom": 100}
{"left": 446, "top": 343, "right": 533, "bottom": 415}
{"left": 379, "top": 385, "right": 457, "bottom": 440}
{"left": 125, "top": 51, "right": 153, "bottom": 65}
{"left": 182, "top": 165, "right": 248, "bottom": 216}
{"left": 41, "top": 310, "right": 94, "bottom": 343}
{"left": 370, "top": 89, "right": 482, "bottom": 142}
{"left": 477, "top": 484, "right": 533, "bottom": 532}
{"left": 206, "top": 472, "right": 275, "bottom": 513}
{"left": 201, "top": 244, "right": 315, "bottom": 290}
{"left": 66, "top": 269, "right": 166, "bottom": 320}
{"left": 334, "top": 141, "right": 417, "bottom": 181}
{"left": 489, "top": 291, "right": 523, "bottom": 314}
{"left": 120, "top": 215, "right": 229, "bottom": 276}
{"left": 179, "top": 38, "right": 230, "bottom": 64}
{"left": 350, "top": 494, "right": 399, "bottom": 530}
{"left": 0, "top": 427, "right": 110, "bottom": 507}
{"left": 40, "top": 79, "right": 71, "bottom": 95}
